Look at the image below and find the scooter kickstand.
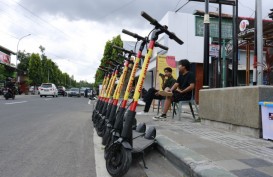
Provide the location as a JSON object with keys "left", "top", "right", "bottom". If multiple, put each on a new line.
{"left": 141, "top": 151, "right": 148, "bottom": 169}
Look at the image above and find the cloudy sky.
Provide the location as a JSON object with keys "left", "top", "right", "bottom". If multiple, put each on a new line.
{"left": 0, "top": 0, "right": 271, "bottom": 83}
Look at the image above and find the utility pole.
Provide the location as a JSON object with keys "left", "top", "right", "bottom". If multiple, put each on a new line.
{"left": 232, "top": 0, "right": 238, "bottom": 86}
{"left": 256, "top": 0, "right": 263, "bottom": 85}
{"left": 203, "top": 0, "right": 210, "bottom": 88}
{"left": 218, "top": 3, "right": 222, "bottom": 88}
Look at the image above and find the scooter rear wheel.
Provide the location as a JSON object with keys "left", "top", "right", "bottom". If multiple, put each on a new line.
{"left": 106, "top": 143, "right": 132, "bottom": 177}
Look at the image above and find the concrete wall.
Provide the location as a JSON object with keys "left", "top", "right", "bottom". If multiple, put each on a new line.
{"left": 199, "top": 86, "right": 273, "bottom": 136}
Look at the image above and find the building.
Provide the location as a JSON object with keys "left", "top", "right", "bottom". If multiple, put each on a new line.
{"left": 127, "top": 11, "right": 273, "bottom": 103}
{"left": 0, "top": 45, "right": 16, "bottom": 88}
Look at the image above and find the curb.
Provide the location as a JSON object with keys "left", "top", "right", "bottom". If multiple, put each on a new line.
{"left": 156, "top": 135, "right": 237, "bottom": 177}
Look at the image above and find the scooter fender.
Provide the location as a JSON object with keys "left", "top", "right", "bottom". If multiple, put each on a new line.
{"left": 121, "top": 141, "right": 132, "bottom": 150}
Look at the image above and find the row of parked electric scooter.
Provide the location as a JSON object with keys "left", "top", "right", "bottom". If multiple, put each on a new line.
{"left": 91, "top": 11, "right": 183, "bottom": 177}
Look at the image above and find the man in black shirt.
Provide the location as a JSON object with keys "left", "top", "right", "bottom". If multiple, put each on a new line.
{"left": 153, "top": 59, "right": 195, "bottom": 120}
{"left": 137, "top": 67, "right": 176, "bottom": 115}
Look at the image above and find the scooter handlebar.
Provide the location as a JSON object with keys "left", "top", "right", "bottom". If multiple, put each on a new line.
{"left": 112, "top": 45, "right": 136, "bottom": 55}
{"left": 123, "top": 29, "right": 168, "bottom": 50}
{"left": 155, "top": 42, "right": 168, "bottom": 50}
{"left": 98, "top": 68, "right": 107, "bottom": 72}
{"left": 122, "top": 29, "right": 146, "bottom": 41}
{"left": 109, "top": 58, "right": 122, "bottom": 65}
{"left": 166, "top": 31, "right": 184, "bottom": 45}
{"left": 141, "top": 11, "right": 184, "bottom": 45}
{"left": 141, "top": 11, "right": 157, "bottom": 26}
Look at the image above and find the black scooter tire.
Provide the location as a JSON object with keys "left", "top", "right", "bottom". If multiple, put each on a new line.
{"left": 96, "top": 119, "right": 106, "bottom": 137}
{"left": 106, "top": 143, "right": 132, "bottom": 177}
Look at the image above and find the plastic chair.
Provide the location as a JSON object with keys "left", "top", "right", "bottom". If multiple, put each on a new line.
{"left": 172, "top": 91, "right": 199, "bottom": 120}
{"left": 157, "top": 99, "right": 165, "bottom": 115}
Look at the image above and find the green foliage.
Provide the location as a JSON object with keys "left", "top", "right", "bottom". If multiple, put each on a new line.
{"left": 1, "top": 45, "right": 93, "bottom": 88}
{"left": 28, "top": 53, "right": 42, "bottom": 85}
{"left": 0, "top": 65, "right": 5, "bottom": 81}
{"left": 95, "top": 35, "right": 123, "bottom": 86}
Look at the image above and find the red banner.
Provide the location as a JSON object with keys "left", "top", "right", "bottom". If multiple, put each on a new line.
{"left": 0, "top": 51, "right": 11, "bottom": 64}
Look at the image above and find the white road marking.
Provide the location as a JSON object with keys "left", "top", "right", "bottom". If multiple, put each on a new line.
{"left": 93, "top": 128, "right": 111, "bottom": 177}
{"left": 5, "top": 101, "right": 27, "bottom": 105}
{"left": 45, "top": 98, "right": 52, "bottom": 101}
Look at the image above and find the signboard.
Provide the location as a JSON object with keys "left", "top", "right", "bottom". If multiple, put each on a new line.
{"left": 156, "top": 55, "right": 177, "bottom": 91}
{"left": 209, "top": 44, "right": 219, "bottom": 57}
{"left": 195, "top": 16, "right": 233, "bottom": 39}
{"left": 238, "top": 19, "right": 255, "bottom": 37}
{"left": 0, "top": 51, "right": 11, "bottom": 64}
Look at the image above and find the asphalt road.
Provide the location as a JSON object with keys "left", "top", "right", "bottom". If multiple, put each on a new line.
{"left": 0, "top": 95, "right": 185, "bottom": 177}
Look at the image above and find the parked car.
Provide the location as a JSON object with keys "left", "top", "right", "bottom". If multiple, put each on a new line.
{"left": 39, "top": 83, "right": 58, "bottom": 97}
{"left": 58, "top": 86, "right": 66, "bottom": 96}
{"left": 68, "top": 88, "right": 81, "bottom": 97}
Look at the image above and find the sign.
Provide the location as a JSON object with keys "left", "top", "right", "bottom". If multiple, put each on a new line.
{"left": 239, "top": 20, "right": 249, "bottom": 31}
{"left": 238, "top": 19, "right": 255, "bottom": 37}
{"left": 209, "top": 44, "right": 219, "bottom": 57}
{"left": 195, "top": 16, "right": 233, "bottom": 39}
{"left": 156, "top": 55, "right": 177, "bottom": 91}
{"left": 0, "top": 51, "right": 11, "bottom": 64}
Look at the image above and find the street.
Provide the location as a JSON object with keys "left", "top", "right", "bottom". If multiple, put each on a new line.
{"left": 0, "top": 95, "right": 185, "bottom": 177}
{"left": 0, "top": 95, "right": 95, "bottom": 177}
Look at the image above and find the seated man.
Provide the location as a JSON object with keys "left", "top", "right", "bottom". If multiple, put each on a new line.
{"left": 153, "top": 59, "right": 195, "bottom": 120}
{"left": 137, "top": 67, "right": 176, "bottom": 115}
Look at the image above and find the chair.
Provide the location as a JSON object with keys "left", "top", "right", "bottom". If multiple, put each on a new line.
{"left": 172, "top": 91, "right": 199, "bottom": 120}
{"left": 156, "top": 99, "right": 165, "bottom": 115}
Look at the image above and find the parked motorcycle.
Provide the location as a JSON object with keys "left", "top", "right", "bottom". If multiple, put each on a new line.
{"left": 3, "top": 87, "right": 15, "bottom": 100}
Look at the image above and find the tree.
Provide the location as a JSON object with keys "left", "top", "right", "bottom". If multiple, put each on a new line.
{"left": 17, "top": 50, "right": 31, "bottom": 73}
{"left": 28, "top": 53, "right": 42, "bottom": 86}
{"left": 95, "top": 35, "right": 123, "bottom": 86}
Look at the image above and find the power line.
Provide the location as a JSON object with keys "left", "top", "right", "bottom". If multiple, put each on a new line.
{"left": 173, "top": 0, "right": 183, "bottom": 11}
{"left": 98, "top": 0, "right": 136, "bottom": 20}
{"left": 175, "top": 1, "right": 190, "bottom": 13}
{"left": 12, "top": 0, "right": 72, "bottom": 39}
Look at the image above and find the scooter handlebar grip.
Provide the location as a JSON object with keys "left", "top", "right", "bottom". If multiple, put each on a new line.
{"left": 168, "top": 32, "right": 184, "bottom": 45}
{"left": 110, "top": 58, "right": 122, "bottom": 65}
{"left": 112, "top": 45, "right": 124, "bottom": 51}
{"left": 122, "top": 29, "right": 146, "bottom": 41}
{"left": 141, "top": 11, "right": 156, "bottom": 25}
{"left": 122, "top": 29, "right": 137, "bottom": 38}
{"left": 155, "top": 42, "right": 168, "bottom": 50}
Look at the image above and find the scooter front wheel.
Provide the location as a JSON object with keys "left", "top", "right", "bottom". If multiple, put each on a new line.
{"left": 106, "top": 143, "right": 132, "bottom": 177}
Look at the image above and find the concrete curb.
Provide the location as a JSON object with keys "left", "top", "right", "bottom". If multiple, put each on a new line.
{"left": 156, "top": 135, "right": 237, "bottom": 177}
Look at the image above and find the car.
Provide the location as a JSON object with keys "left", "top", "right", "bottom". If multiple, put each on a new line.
{"left": 58, "top": 86, "right": 66, "bottom": 96}
{"left": 39, "top": 83, "right": 58, "bottom": 97}
{"left": 68, "top": 88, "right": 81, "bottom": 97}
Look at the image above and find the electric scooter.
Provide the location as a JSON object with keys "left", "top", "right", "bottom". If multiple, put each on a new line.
{"left": 95, "top": 63, "right": 121, "bottom": 135}
{"left": 102, "top": 29, "right": 168, "bottom": 149}
{"left": 92, "top": 67, "right": 110, "bottom": 122}
{"left": 93, "top": 65, "right": 118, "bottom": 128}
{"left": 106, "top": 11, "right": 183, "bottom": 177}
{"left": 96, "top": 55, "right": 133, "bottom": 137}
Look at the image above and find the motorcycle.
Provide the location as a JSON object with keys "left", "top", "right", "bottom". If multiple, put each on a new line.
{"left": 3, "top": 87, "right": 15, "bottom": 100}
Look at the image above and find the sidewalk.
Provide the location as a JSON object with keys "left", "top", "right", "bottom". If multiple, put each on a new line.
{"left": 135, "top": 105, "right": 273, "bottom": 177}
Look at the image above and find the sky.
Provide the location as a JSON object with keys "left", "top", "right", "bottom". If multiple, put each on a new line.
{"left": 0, "top": 0, "right": 271, "bottom": 83}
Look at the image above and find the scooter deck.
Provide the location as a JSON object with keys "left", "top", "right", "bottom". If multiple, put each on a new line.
{"left": 133, "top": 131, "right": 145, "bottom": 139}
{"left": 132, "top": 137, "right": 155, "bottom": 153}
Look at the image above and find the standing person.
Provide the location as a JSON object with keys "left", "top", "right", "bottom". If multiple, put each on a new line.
{"left": 84, "top": 88, "right": 88, "bottom": 98}
{"left": 137, "top": 67, "right": 176, "bottom": 115}
{"left": 153, "top": 59, "right": 195, "bottom": 120}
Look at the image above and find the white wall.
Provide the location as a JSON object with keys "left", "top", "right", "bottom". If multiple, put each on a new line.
{"left": 164, "top": 12, "right": 204, "bottom": 63}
